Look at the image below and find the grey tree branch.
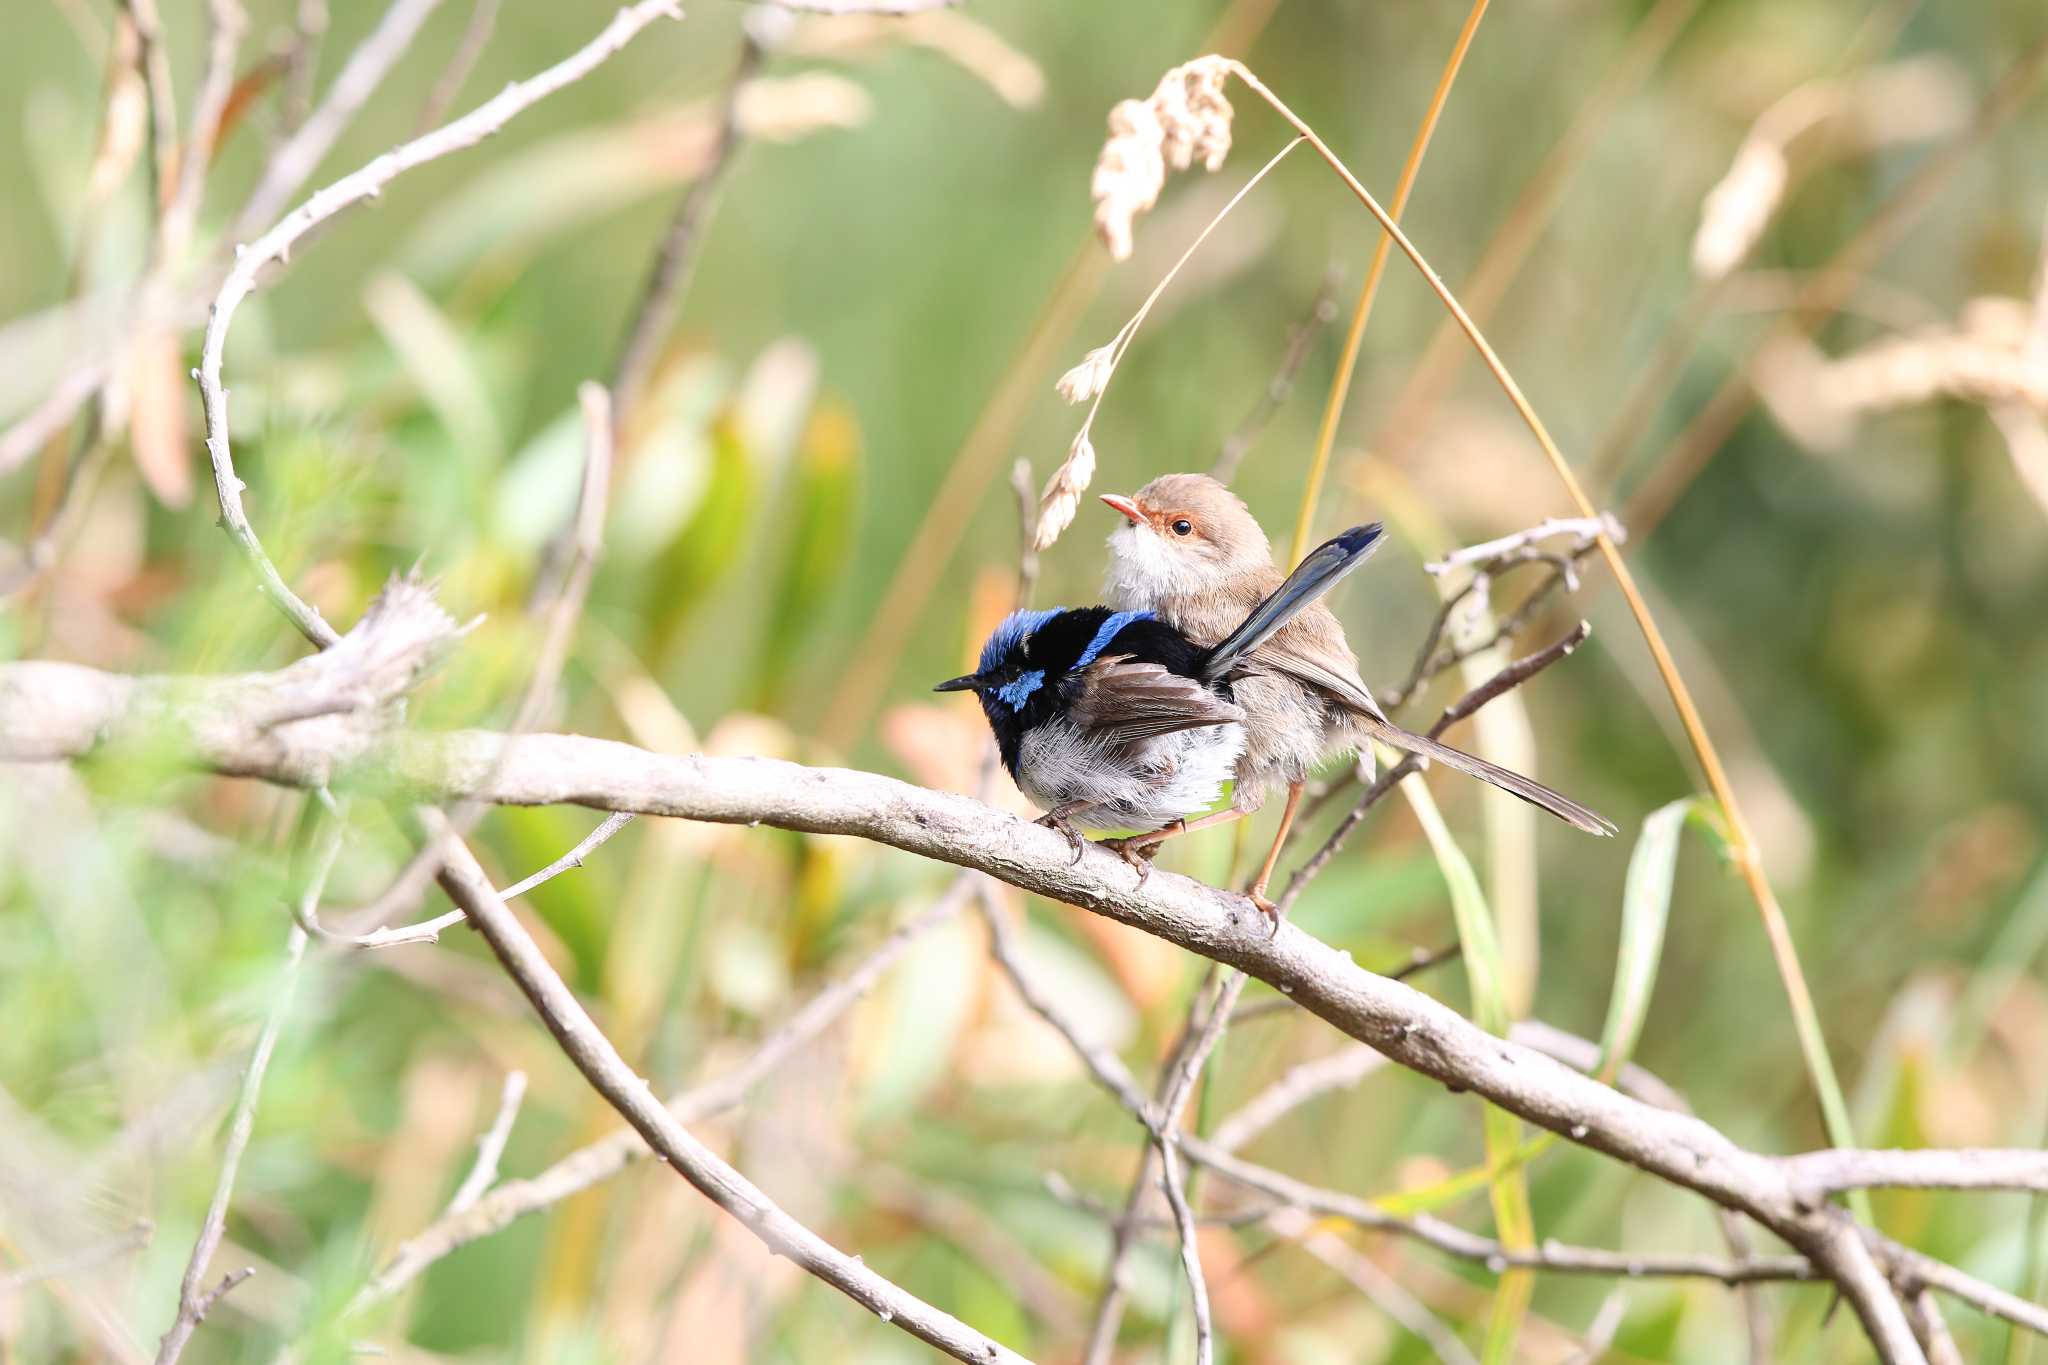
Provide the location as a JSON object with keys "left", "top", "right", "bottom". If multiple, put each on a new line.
{"left": 426, "top": 818, "right": 1030, "bottom": 1364}
{"left": 6, "top": 637, "right": 2047, "bottom": 1347}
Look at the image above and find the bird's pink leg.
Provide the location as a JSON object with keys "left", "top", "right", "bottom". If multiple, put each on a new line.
{"left": 1246, "top": 781, "right": 1305, "bottom": 926}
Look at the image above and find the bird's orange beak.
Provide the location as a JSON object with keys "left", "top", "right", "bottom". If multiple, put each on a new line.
{"left": 1100, "top": 494, "right": 1141, "bottom": 525}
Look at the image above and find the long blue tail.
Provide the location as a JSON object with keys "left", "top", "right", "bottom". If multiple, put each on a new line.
{"left": 1199, "top": 523, "right": 1384, "bottom": 682}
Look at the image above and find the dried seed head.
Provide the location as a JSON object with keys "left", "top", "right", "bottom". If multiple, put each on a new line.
{"left": 1692, "top": 58, "right": 1971, "bottom": 284}
{"left": 1155, "top": 56, "right": 1234, "bottom": 174}
{"left": 1092, "top": 99, "right": 1167, "bottom": 262}
{"left": 1091, "top": 56, "right": 1236, "bottom": 261}
{"left": 1054, "top": 345, "right": 1117, "bottom": 404}
{"left": 1031, "top": 430, "right": 1096, "bottom": 552}
{"left": 1691, "top": 139, "right": 1787, "bottom": 281}
{"left": 1757, "top": 298, "right": 2048, "bottom": 454}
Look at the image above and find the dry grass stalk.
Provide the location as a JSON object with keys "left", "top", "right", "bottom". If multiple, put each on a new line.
{"left": 1033, "top": 134, "right": 1299, "bottom": 551}
{"left": 1692, "top": 56, "right": 1970, "bottom": 281}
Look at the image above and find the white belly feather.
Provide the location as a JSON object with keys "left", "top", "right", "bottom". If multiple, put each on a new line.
{"left": 1017, "top": 717, "right": 1246, "bottom": 832}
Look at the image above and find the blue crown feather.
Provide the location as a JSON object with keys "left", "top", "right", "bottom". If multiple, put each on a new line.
{"left": 977, "top": 607, "right": 1064, "bottom": 674}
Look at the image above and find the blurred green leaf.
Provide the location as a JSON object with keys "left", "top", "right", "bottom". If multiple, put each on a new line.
{"left": 753, "top": 400, "right": 860, "bottom": 708}
{"left": 1596, "top": 797, "right": 1696, "bottom": 1083}
{"left": 1403, "top": 776, "right": 1531, "bottom": 1364}
{"left": 645, "top": 412, "right": 755, "bottom": 666}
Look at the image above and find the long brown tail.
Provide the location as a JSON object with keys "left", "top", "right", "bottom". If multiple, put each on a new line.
{"left": 1358, "top": 715, "right": 1616, "bottom": 837}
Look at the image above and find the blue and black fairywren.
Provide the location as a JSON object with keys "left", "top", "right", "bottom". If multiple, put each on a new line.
{"left": 935, "top": 525, "right": 1390, "bottom": 907}
{"left": 1100, "top": 473, "right": 1615, "bottom": 913}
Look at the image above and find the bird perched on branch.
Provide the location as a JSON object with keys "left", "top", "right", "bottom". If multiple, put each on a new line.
{"left": 1099, "top": 472, "right": 1614, "bottom": 914}
{"left": 935, "top": 526, "right": 1387, "bottom": 913}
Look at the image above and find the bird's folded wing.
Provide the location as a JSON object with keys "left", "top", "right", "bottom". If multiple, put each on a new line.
{"left": 1256, "top": 645, "right": 1390, "bottom": 722}
{"left": 1066, "top": 656, "right": 1244, "bottom": 746}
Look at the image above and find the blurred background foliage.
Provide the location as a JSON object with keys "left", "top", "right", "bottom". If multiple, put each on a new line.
{"left": 3, "top": 0, "right": 2048, "bottom": 1361}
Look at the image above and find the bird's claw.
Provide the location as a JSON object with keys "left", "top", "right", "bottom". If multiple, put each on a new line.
{"left": 1037, "top": 811, "right": 1088, "bottom": 865}
{"left": 1102, "top": 836, "right": 1161, "bottom": 886}
{"left": 1247, "top": 889, "right": 1280, "bottom": 936}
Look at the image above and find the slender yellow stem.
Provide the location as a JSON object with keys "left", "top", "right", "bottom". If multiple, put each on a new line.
{"left": 1285, "top": 0, "right": 1489, "bottom": 570}
{"left": 1225, "top": 59, "right": 1865, "bottom": 1171}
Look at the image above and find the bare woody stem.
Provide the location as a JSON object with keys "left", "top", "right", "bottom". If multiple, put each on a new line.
{"left": 426, "top": 821, "right": 1029, "bottom": 1365}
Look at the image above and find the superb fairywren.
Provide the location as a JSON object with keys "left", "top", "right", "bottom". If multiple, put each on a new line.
{"left": 1099, "top": 473, "right": 1614, "bottom": 913}
{"left": 936, "top": 525, "right": 1387, "bottom": 899}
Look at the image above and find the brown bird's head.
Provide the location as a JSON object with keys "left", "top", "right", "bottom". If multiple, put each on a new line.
{"left": 1099, "top": 473, "right": 1274, "bottom": 609}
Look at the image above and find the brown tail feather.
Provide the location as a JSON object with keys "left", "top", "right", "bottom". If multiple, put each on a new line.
{"left": 1358, "top": 716, "right": 1616, "bottom": 837}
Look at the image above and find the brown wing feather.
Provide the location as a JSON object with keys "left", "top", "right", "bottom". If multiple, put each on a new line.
{"left": 1244, "top": 598, "right": 1390, "bottom": 721}
{"left": 1067, "top": 656, "right": 1244, "bottom": 747}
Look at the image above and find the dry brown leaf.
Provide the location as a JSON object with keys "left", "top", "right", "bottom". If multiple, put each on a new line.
{"left": 126, "top": 327, "right": 191, "bottom": 507}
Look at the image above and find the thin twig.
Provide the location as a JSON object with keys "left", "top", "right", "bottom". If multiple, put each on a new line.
{"left": 1269, "top": 1207, "right": 1480, "bottom": 1365}
{"left": 1156, "top": 1138, "right": 1214, "bottom": 1365}
{"left": 427, "top": 820, "right": 1029, "bottom": 1364}
{"left": 498, "top": 810, "right": 636, "bottom": 901}
{"left": 1277, "top": 622, "right": 1593, "bottom": 917}
{"left": 445, "top": 1070, "right": 526, "bottom": 1214}
{"left": 1209, "top": 266, "right": 1343, "bottom": 483}
{"left": 346, "top": 877, "right": 972, "bottom": 1312}
{"left": 197, "top": 0, "right": 685, "bottom": 652}
{"left": 121, "top": 0, "right": 179, "bottom": 214}
{"left": 610, "top": 34, "right": 762, "bottom": 432}
{"left": 278, "top": 0, "right": 329, "bottom": 135}
{"left": 232, "top": 0, "right": 450, "bottom": 242}
{"left": 156, "top": 0, "right": 245, "bottom": 270}
{"left": 414, "top": 0, "right": 501, "bottom": 134}
{"left": 0, "top": 1221, "right": 153, "bottom": 1296}
{"left": 313, "top": 809, "right": 637, "bottom": 948}
{"left": 155, "top": 864, "right": 329, "bottom": 1361}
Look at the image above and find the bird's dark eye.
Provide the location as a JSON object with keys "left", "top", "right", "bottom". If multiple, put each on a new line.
{"left": 1171, "top": 519, "right": 1193, "bottom": 536}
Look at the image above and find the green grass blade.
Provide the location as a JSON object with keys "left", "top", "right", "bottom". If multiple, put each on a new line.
{"left": 1595, "top": 797, "right": 1695, "bottom": 1082}
{"left": 1404, "top": 774, "right": 1530, "bottom": 1363}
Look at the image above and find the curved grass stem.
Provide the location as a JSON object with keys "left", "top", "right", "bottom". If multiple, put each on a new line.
{"left": 1222, "top": 58, "right": 1868, "bottom": 1203}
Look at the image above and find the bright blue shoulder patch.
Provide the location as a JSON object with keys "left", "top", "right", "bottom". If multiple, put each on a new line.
{"left": 1074, "top": 610, "right": 1153, "bottom": 669}
{"left": 977, "top": 607, "right": 1064, "bottom": 674}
